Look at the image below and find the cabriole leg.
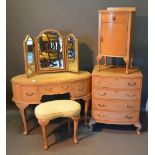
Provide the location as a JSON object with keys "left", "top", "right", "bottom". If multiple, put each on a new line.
{"left": 15, "top": 103, "right": 29, "bottom": 135}
{"left": 38, "top": 119, "right": 49, "bottom": 150}
{"left": 71, "top": 115, "right": 80, "bottom": 144}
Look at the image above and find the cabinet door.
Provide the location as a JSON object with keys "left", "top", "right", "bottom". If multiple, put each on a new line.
{"left": 100, "top": 19, "right": 128, "bottom": 56}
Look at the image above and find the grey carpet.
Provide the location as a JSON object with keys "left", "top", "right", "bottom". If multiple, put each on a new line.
{"left": 6, "top": 109, "right": 148, "bottom": 155}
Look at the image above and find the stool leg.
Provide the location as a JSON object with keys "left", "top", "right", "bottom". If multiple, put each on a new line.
{"left": 68, "top": 118, "right": 71, "bottom": 133}
{"left": 71, "top": 115, "right": 80, "bottom": 144}
{"left": 38, "top": 119, "right": 49, "bottom": 150}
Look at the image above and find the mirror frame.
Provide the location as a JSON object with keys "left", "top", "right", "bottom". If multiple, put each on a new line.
{"left": 66, "top": 33, "right": 79, "bottom": 73}
{"left": 23, "top": 30, "right": 79, "bottom": 77}
{"left": 23, "top": 35, "right": 37, "bottom": 77}
{"left": 35, "top": 29, "right": 67, "bottom": 73}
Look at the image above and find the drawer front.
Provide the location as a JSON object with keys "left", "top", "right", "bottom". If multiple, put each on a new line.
{"left": 93, "top": 76, "right": 141, "bottom": 89}
{"left": 20, "top": 85, "right": 38, "bottom": 100}
{"left": 93, "top": 88, "right": 140, "bottom": 99}
{"left": 93, "top": 99, "right": 139, "bottom": 111}
{"left": 73, "top": 80, "right": 88, "bottom": 97}
{"left": 93, "top": 110, "right": 115, "bottom": 120}
{"left": 40, "top": 83, "right": 71, "bottom": 95}
{"left": 116, "top": 112, "right": 138, "bottom": 123}
{"left": 101, "top": 13, "right": 128, "bottom": 23}
{"left": 93, "top": 110, "right": 138, "bottom": 123}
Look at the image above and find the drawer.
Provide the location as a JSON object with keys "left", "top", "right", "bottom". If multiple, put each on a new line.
{"left": 116, "top": 111, "right": 138, "bottom": 123}
{"left": 40, "top": 83, "right": 71, "bottom": 94}
{"left": 93, "top": 76, "right": 141, "bottom": 89}
{"left": 73, "top": 80, "right": 88, "bottom": 97}
{"left": 93, "top": 99, "right": 139, "bottom": 111}
{"left": 93, "top": 110, "right": 115, "bottom": 120}
{"left": 93, "top": 110, "right": 138, "bottom": 123}
{"left": 20, "top": 85, "right": 38, "bottom": 100}
{"left": 101, "top": 13, "right": 128, "bottom": 23}
{"left": 93, "top": 88, "right": 140, "bottom": 99}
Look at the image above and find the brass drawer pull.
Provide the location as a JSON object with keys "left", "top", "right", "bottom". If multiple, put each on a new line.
{"left": 98, "top": 103, "right": 106, "bottom": 107}
{"left": 126, "top": 104, "right": 134, "bottom": 109}
{"left": 125, "top": 115, "right": 133, "bottom": 119}
{"left": 98, "top": 114, "right": 105, "bottom": 117}
{"left": 112, "top": 16, "right": 116, "bottom": 21}
{"left": 126, "top": 94, "right": 136, "bottom": 98}
{"left": 45, "top": 87, "right": 53, "bottom": 91}
{"left": 25, "top": 92, "right": 34, "bottom": 96}
{"left": 98, "top": 92, "right": 106, "bottom": 96}
{"left": 128, "top": 82, "right": 136, "bottom": 86}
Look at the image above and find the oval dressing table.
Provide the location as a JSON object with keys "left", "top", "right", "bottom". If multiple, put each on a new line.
{"left": 11, "top": 71, "right": 91, "bottom": 135}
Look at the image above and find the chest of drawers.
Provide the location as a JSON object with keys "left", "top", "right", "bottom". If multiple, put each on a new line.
{"left": 89, "top": 65, "right": 143, "bottom": 134}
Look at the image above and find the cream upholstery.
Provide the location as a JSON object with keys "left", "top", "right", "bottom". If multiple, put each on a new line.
{"left": 35, "top": 100, "right": 81, "bottom": 120}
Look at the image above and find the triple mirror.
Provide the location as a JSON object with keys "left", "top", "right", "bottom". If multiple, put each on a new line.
{"left": 23, "top": 29, "right": 79, "bottom": 77}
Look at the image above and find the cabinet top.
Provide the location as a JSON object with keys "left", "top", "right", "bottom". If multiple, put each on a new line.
{"left": 92, "top": 65, "right": 143, "bottom": 78}
{"left": 99, "top": 7, "right": 136, "bottom": 13}
{"left": 11, "top": 71, "right": 91, "bottom": 84}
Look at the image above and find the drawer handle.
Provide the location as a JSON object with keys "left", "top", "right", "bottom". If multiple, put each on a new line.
{"left": 128, "top": 82, "right": 136, "bottom": 87}
{"left": 98, "top": 103, "right": 106, "bottom": 107}
{"left": 112, "top": 16, "right": 116, "bottom": 21}
{"left": 25, "top": 92, "right": 34, "bottom": 96}
{"left": 126, "top": 104, "right": 134, "bottom": 109}
{"left": 45, "top": 87, "right": 53, "bottom": 91}
{"left": 101, "top": 37, "right": 103, "bottom": 42}
{"left": 98, "top": 92, "right": 106, "bottom": 96}
{"left": 126, "top": 94, "right": 136, "bottom": 98}
{"left": 125, "top": 115, "right": 133, "bottom": 119}
{"left": 98, "top": 114, "right": 105, "bottom": 117}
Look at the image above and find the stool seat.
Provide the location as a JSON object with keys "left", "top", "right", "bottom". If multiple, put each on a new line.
{"left": 35, "top": 100, "right": 81, "bottom": 120}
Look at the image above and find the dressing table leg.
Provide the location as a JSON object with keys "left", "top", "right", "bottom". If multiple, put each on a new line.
{"left": 15, "top": 103, "right": 29, "bottom": 135}
{"left": 83, "top": 96, "right": 91, "bottom": 125}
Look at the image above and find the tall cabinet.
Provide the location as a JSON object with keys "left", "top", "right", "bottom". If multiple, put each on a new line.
{"left": 97, "top": 7, "right": 136, "bottom": 73}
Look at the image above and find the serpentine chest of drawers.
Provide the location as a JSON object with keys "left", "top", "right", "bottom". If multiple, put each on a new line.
{"left": 89, "top": 65, "right": 143, "bottom": 134}
{"left": 11, "top": 71, "right": 91, "bottom": 135}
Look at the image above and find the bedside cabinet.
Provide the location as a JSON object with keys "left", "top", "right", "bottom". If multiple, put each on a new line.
{"left": 89, "top": 65, "right": 143, "bottom": 134}
{"left": 97, "top": 7, "right": 136, "bottom": 74}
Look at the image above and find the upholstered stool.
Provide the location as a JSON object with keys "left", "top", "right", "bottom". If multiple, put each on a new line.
{"left": 35, "top": 100, "right": 81, "bottom": 150}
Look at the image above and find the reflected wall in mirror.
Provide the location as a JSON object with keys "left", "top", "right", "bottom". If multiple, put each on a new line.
{"left": 23, "top": 35, "right": 37, "bottom": 77}
{"left": 36, "top": 30, "right": 66, "bottom": 73}
{"left": 66, "top": 34, "right": 79, "bottom": 73}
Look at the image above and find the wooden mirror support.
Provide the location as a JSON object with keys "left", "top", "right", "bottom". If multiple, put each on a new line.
{"left": 23, "top": 29, "right": 79, "bottom": 77}
{"left": 97, "top": 7, "right": 136, "bottom": 74}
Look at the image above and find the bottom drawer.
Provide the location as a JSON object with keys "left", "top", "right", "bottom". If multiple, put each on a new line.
{"left": 93, "top": 110, "right": 139, "bottom": 123}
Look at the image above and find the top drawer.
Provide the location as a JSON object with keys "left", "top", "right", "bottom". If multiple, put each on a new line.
{"left": 93, "top": 76, "right": 141, "bottom": 89}
{"left": 101, "top": 13, "right": 128, "bottom": 23}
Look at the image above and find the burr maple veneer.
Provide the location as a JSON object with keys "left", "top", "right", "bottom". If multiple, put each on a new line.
{"left": 11, "top": 71, "right": 91, "bottom": 135}
{"left": 89, "top": 65, "right": 143, "bottom": 134}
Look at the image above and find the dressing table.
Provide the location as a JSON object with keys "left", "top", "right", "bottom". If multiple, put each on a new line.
{"left": 11, "top": 29, "right": 91, "bottom": 135}
{"left": 11, "top": 71, "right": 91, "bottom": 135}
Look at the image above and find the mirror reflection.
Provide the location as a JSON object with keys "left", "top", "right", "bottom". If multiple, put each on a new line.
{"left": 25, "top": 36, "right": 36, "bottom": 76}
{"left": 66, "top": 34, "right": 79, "bottom": 73}
{"left": 38, "top": 31, "right": 64, "bottom": 69}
